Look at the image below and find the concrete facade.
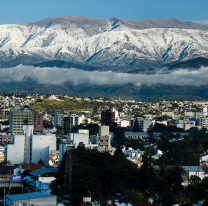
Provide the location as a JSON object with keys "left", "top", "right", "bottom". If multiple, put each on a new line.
{"left": 101, "top": 110, "right": 115, "bottom": 125}
{"left": 34, "top": 113, "right": 43, "bottom": 132}
{"left": 99, "top": 125, "right": 109, "bottom": 136}
{"left": 5, "top": 125, "right": 56, "bottom": 166}
{"left": 10, "top": 106, "right": 33, "bottom": 134}
{"left": 5, "top": 135, "right": 25, "bottom": 165}
{"left": 70, "top": 133, "right": 89, "bottom": 146}
{"left": 54, "top": 112, "right": 63, "bottom": 127}
{"left": 136, "top": 117, "right": 152, "bottom": 132}
{"left": 198, "top": 117, "right": 208, "bottom": 130}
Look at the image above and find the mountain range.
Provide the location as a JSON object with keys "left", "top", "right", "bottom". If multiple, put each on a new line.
{"left": 1, "top": 16, "right": 208, "bottom": 99}
{"left": 1, "top": 16, "right": 208, "bottom": 69}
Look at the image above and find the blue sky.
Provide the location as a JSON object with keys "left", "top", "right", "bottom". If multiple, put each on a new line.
{"left": 1, "top": 0, "right": 208, "bottom": 25}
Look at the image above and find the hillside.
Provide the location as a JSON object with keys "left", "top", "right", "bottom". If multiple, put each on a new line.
{"left": 165, "top": 57, "right": 208, "bottom": 70}
{"left": 1, "top": 80, "right": 208, "bottom": 100}
{"left": 31, "top": 60, "right": 105, "bottom": 71}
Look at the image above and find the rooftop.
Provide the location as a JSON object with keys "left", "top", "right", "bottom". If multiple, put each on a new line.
{"left": 21, "top": 164, "right": 42, "bottom": 171}
{"left": 125, "top": 132, "right": 148, "bottom": 135}
{"left": 6, "top": 192, "right": 55, "bottom": 201}
{"left": 182, "top": 166, "right": 204, "bottom": 172}
{"left": 29, "top": 168, "right": 58, "bottom": 176}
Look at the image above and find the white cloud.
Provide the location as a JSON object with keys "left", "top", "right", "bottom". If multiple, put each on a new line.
{"left": 0, "top": 65, "right": 208, "bottom": 87}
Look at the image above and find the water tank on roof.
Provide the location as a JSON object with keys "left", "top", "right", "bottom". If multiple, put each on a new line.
{"left": 83, "top": 197, "right": 91, "bottom": 203}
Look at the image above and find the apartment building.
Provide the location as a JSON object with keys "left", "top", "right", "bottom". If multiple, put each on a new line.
{"left": 9, "top": 106, "right": 33, "bottom": 134}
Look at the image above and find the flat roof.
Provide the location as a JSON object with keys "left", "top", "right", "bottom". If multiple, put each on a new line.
{"left": 182, "top": 166, "right": 204, "bottom": 172}
{"left": 153, "top": 165, "right": 204, "bottom": 172}
{"left": 125, "top": 132, "right": 148, "bottom": 135}
{"left": 29, "top": 168, "right": 58, "bottom": 176}
{"left": 6, "top": 192, "right": 55, "bottom": 201}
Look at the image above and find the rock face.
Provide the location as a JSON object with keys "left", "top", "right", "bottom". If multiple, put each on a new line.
{"left": 1, "top": 16, "right": 208, "bottom": 68}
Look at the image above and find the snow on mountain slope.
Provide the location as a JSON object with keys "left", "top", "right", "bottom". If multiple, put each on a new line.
{"left": 0, "top": 16, "right": 208, "bottom": 68}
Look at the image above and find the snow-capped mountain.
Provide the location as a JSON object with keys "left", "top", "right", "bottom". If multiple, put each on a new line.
{"left": 1, "top": 16, "right": 208, "bottom": 68}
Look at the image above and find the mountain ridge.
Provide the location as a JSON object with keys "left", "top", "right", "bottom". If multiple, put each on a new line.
{"left": 0, "top": 16, "right": 208, "bottom": 69}
{"left": 22, "top": 16, "right": 208, "bottom": 31}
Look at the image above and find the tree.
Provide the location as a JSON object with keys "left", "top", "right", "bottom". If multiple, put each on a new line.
{"left": 113, "top": 127, "right": 126, "bottom": 146}
{"left": 38, "top": 159, "right": 44, "bottom": 166}
{"left": 184, "top": 135, "right": 192, "bottom": 147}
{"left": 51, "top": 146, "right": 140, "bottom": 205}
{"left": 156, "top": 166, "right": 185, "bottom": 206}
{"left": 133, "top": 118, "right": 142, "bottom": 132}
{"left": 152, "top": 123, "right": 167, "bottom": 133}
{"left": 139, "top": 152, "right": 156, "bottom": 191}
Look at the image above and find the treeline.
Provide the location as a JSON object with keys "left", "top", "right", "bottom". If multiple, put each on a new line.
{"left": 51, "top": 145, "right": 208, "bottom": 206}
{"left": 51, "top": 146, "right": 142, "bottom": 205}
{"left": 52, "top": 122, "right": 208, "bottom": 205}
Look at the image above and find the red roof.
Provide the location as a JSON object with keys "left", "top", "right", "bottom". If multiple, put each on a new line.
{"left": 21, "top": 164, "right": 42, "bottom": 170}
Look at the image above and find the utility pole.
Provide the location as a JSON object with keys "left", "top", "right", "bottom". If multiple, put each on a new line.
{"left": 63, "top": 140, "right": 72, "bottom": 205}
{"left": 4, "top": 188, "right": 5, "bottom": 206}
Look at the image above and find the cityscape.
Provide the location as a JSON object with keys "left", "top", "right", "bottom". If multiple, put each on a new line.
{"left": 1, "top": 0, "right": 208, "bottom": 205}
{"left": 0, "top": 94, "right": 207, "bottom": 205}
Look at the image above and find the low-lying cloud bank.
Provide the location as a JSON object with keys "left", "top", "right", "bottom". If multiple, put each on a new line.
{"left": 0, "top": 65, "right": 208, "bottom": 87}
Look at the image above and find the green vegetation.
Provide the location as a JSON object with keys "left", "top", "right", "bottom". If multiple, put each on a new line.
{"left": 52, "top": 123, "right": 208, "bottom": 205}
{"left": 51, "top": 145, "right": 187, "bottom": 206}
{"left": 133, "top": 118, "right": 142, "bottom": 132}
{"left": 51, "top": 146, "right": 141, "bottom": 205}
{"left": 149, "top": 122, "right": 185, "bottom": 133}
{"left": 2, "top": 80, "right": 208, "bottom": 100}
{"left": 30, "top": 99, "right": 116, "bottom": 114}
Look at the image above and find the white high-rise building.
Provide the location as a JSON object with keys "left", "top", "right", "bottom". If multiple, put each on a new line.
{"left": 59, "top": 130, "right": 98, "bottom": 164}
{"left": 136, "top": 117, "right": 152, "bottom": 132}
{"left": 5, "top": 125, "right": 56, "bottom": 166}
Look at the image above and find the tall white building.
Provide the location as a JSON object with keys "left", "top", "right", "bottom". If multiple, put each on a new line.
{"left": 59, "top": 130, "right": 99, "bottom": 164}
{"left": 197, "top": 117, "right": 208, "bottom": 130}
{"left": 136, "top": 117, "right": 152, "bottom": 132}
{"left": 5, "top": 125, "right": 56, "bottom": 166}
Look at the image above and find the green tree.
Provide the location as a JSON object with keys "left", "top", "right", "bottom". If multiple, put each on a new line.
{"left": 152, "top": 123, "right": 167, "bottom": 133}
{"left": 139, "top": 152, "right": 156, "bottom": 191}
{"left": 133, "top": 118, "right": 142, "bottom": 132}
{"left": 51, "top": 145, "right": 141, "bottom": 205}
{"left": 156, "top": 166, "right": 185, "bottom": 206}
{"left": 38, "top": 159, "right": 44, "bottom": 166}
